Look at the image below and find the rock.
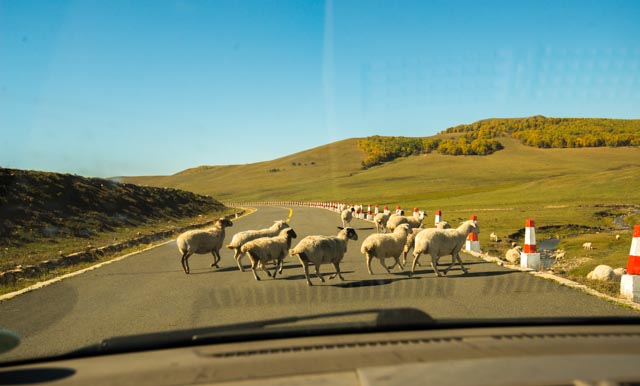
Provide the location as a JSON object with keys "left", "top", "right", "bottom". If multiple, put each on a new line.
{"left": 587, "top": 265, "right": 614, "bottom": 281}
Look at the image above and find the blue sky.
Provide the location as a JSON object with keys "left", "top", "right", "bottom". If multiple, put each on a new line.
{"left": 1, "top": 0, "right": 639, "bottom": 177}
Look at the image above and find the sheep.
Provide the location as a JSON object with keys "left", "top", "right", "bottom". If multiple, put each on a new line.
{"left": 241, "top": 228, "right": 298, "bottom": 281}
{"left": 341, "top": 208, "right": 354, "bottom": 229}
{"left": 505, "top": 245, "right": 523, "bottom": 264}
{"left": 616, "top": 234, "right": 621, "bottom": 241}
{"left": 374, "top": 212, "right": 390, "bottom": 233}
{"left": 361, "top": 224, "right": 412, "bottom": 275}
{"left": 226, "top": 220, "right": 289, "bottom": 271}
{"left": 489, "top": 232, "right": 498, "bottom": 242}
{"left": 290, "top": 227, "right": 358, "bottom": 286}
{"left": 583, "top": 242, "right": 593, "bottom": 250}
{"left": 176, "top": 217, "right": 234, "bottom": 274}
{"left": 386, "top": 213, "right": 424, "bottom": 232}
{"left": 402, "top": 221, "right": 452, "bottom": 265}
{"left": 410, "top": 219, "right": 479, "bottom": 277}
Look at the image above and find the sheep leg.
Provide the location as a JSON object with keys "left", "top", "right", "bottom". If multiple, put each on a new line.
{"left": 379, "top": 257, "right": 391, "bottom": 273}
{"left": 181, "top": 252, "right": 192, "bottom": 274}
{"left": 329, "top": 262, "right": 344, "bottom": 281}
{"left": 431, "top": 255, "right": 444, "bottom": 277}
{"left": 250, "top": 259, "right": 261, "bottom": 281}
{"left": 387, "top": 258, "right": 398, "bottom": 270}
{"left": 315, "top": 264, "right": 325, "bottom": 282}
{"left": 394, "top": 255, "right": 404, "bottom": 271}
{"left": 234, "top": 249, "right": 245, "bottom": 272}
{"left": 210, "top": 250, "right": 220, "bottom": 268}
{"left": 366, "top": 254, "right": 374, "bottom": 275}
{"left": 409, "top": 252, "right": 421, "bottom": 277}
{"left": 271, "top": 259, "right": 281, "bottom": 279}
{"left": 444, "top": 251, "right": 468, "bottom": 275}
{"left": 297, "top": 254, "right": 313, "bottom": 286}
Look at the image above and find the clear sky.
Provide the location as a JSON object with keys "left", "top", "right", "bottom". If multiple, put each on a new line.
{"left": 1, "top": 0, "right": 639, "bottom": 177}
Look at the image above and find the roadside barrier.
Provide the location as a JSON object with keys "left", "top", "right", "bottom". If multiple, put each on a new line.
{"left": 434, "top": 210, "right": 442, "bottom": 227}
{"left": 465, "top": 215, "right": 481, "bottom": 253}
{"left": 374, "top": 205, "right": 379, "bottom": 215}
{"left": 413, "top": 207, "right": 419, "bottom": 218}
{"left": 396, "top": 205, "right": 402, "bottom": 215}
{"left": 521, "top": 218, "right": 541, "bottom": 269}
{"left": 621, "top": 225, "right": 640, "bottom": 303}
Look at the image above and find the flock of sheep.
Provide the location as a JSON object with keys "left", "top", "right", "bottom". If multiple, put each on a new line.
{"left": 176, "top": 208, "right": 479, "bottom": 286}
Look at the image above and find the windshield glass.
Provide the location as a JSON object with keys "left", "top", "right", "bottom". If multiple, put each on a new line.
{"left": 1, "top": 0, "right": 639, "bottom": 364}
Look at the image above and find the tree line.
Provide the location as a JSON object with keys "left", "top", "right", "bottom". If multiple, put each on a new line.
{"left": 358, "top": 116, "right": 640, "bottom": 168}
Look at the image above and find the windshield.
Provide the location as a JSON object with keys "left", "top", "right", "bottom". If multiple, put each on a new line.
{"left": 1, "top": 0, "right": 640, "bottom": 364}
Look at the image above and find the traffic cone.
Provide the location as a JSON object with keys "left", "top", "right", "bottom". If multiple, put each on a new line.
{"left": 374, "top": 205, "right": 379, "bottom": 215}
{"left": 396, "top": 205, "right": 402, "bottom": 215}
{"left": 621, "top": 225, "right": 640, "bottom": 303}
{"left": 413, "top": 207, "right": 419, "bottom": 219}
{"left": 465, "top": 215, "right": 481, "bottom": 253}
{"left": 384, "top": 205, "right": 389, "bottom": 215}
{"left": 434, "top": 210, "right": 442, "bottom": 227}
{"left": 520, "top": 219, "right": 540, "bottom": 269}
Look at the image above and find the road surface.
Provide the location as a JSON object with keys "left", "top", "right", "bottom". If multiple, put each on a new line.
{"left": 0, "top": 206, "right": 637, "bottom": 362}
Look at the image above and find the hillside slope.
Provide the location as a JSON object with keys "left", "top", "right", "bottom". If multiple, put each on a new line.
{"left": 0, "top": 168, "right": 225, "bottom": 247}
{"left": 122, "top": 136, "right": 640, "bottom": 210}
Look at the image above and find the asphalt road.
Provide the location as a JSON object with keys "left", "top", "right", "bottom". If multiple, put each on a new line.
{"left": 0, "top": 206, "right": 637, "bottom": 362}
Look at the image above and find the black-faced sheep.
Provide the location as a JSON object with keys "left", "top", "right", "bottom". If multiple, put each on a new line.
{"left": 290, "top": 227, "right": 358, "bottom": 286}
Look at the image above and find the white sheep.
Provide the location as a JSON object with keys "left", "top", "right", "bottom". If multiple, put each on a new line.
{"left": 505, "top": 245, "right": 523, "bottom": 264}
{"left": 615, "top": 234, "right": 621, "bottom": 241}
{"left": 176, "top": 217, "right": 234, "bottom": 274}
{"left": 361, "top": 224, "right": 412, "bottom": 275}
{"left": 402, "top": 221, "right": 451, "bottom": 265}
{"left": 374, "top": 212, "right": 390, "bottom": 233}
{"left": 386, "top": 213, "right": 424, "bottom": 232}
{"left": 341, "top": 208, "right": 354, "bottom": 229}
{"left": 290, "top": 227, "right": 359, "bottom": 286}
{"left": 583, "top": 242, "right": 593, "bottom": 250}
{"left": 410, "top": 219, "right": 479, "bottom": 277}
{"left": 241, "top": 228, "right": 298, "bottom": 281}
{"left": 489, "top": 232, "right": 498, "bottom": 242}
{"left": 226, "top": 220, "right": 289, "bottom": 271}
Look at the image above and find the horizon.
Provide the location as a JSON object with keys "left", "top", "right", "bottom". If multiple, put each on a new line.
{"left": 2, "top": 0, "right": 639, "bottom": 178}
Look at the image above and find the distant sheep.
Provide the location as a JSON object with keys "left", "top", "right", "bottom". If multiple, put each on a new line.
{"left": 615, "top": 234, "right": 621, "bottom": 241}
{"left": 386, "top": 213, "right": 424, "bottom": 232}
{"left": 241, "top": 228, "right": 297, "bottom": 281}
{"left": 226, "top": 220, "right": 289, "bottom": 271}
{"left": 505, "top": 245, "right": 523, "bottom": 264}
{"left": 361, "top": 224, "right": 412, "bottom": 275}
{"left": 176, "top": 218, "right": 233, "bottom": 274}
{"left": 489, "top": 232, "right": 498, "bottom": 242}
{"left": 410, "top": 220, "right": 479, "bottom": 277}
{"left": 583, "top": 242, "right": 593, "bottom": 250}
{"left": 341, "top": 208, "right": 354, "bottom": 229}
{"left": 374, "top": 212, "right": 390, "bottom": 233}
{"left": 290, "top": 227, "right": 358, "bottom": 286}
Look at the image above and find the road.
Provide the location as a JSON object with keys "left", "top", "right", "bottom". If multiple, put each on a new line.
{"left": 0, "top": 206, "right": 637, "bottom": 362}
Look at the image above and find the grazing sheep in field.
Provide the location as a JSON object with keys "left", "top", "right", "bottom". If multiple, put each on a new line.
{"left": 361, "top": 224, "right": 412, "bottom": 275}
{"left": 290, "top": 227, "right": 358, "bottom": 286}
{"left": 505, "top": 245, "right": 523, "bottom": 264}
{"left": 489, "top": 232, "right": 498, "bottom": 242}
{"left": 583, "top": 242, "right": 593, "bottom": 250}
{"left": 386, "top": 214, "right": 424, "bottom": 232}
{"left": 341, "top": 208, "right": 355, "bottom": 228}
{"left": 226, "top": 220, "right": 289, "bottom": 271}
{"left": 241, "top": 228, "right": 297, "bottom": 281}
{"left": 402, "top": 221, "right": 452, "bottom": 265}
{"left": 410, "top": 220, "right": 479, "bottom": 277}
{"left": 374, "top": 212, "right": 390, "bottom": 233}
{"left": 615, "top": 234, "right": 621, "bottom": 241}
{"left": 176, "top": 218, "right": 234, "bottom": 274}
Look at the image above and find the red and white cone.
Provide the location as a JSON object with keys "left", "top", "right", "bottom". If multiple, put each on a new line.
{"left": 434, "top": 210, "right": 442, "bottom": 227}
{"left": 465, "top": 215, "right": 481, "bottom": 253}
{"left": 367, "top": 204, "right": 372, "bottom": 220}
{"left": 413, "top": 207, "right": 420, "bottom": 219}
{"left": 521, "top": 219, "right": 541, "bottom": 269}
{"left": 396, "top": 205, "right": 402, "bottom": 215}
{"left": 374, "top": 205, "right": 379, "bottom": 215}
{"left": 621, "top": 225, "right": 640, "bottom": 303}
{"left": 384, "top": 205, "right": 389, "bottom": 215}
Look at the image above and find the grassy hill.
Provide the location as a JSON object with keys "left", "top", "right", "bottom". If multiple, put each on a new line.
{"left": 0, "top": 168, "right": 232, "bottom": 271}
